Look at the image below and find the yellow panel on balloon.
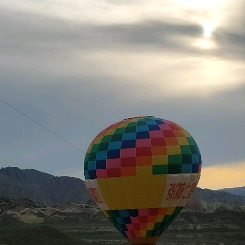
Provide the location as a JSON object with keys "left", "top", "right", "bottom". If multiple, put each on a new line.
{"left": 105, "top": 129, "right": 116, "bottom": 135}
{"left": 120, "top": 176, "right": 137, "bottom": 208}
{"left": 148, "top": 174, "right": 167, "bottom": 207}
{"left": 166, "top": 145, "right": 181, "bottom": 155}
{"left": 166, "top": 207, "right": 176, "bottom": 215}
{"left": 156, "top": 215, "right": 165, "bottom": 223}
{"left": 180, "top": 130, "right": 191, "bottom": 137}
{"left": 135, "top": 166, "right": 153, "bottom": 207}
{"left": 177, "top": 137, "right": 189, "bottom": 145}
{"left": 147, "top": 223, "right": 155, "bottom": 230}
{"left": 97, "top": 177, "right": 127, "bottom": 210}
{"left": 98, "top": 172, "right": 167, "bottom": 209}
{"left": 152, "top": 155, "right": 168, "bottom": 165}
{"left": 93, "top": 136, "right": 103, "bottom": 144}
{"left": 118, "top": 122, "right": 129, "bottom": 127}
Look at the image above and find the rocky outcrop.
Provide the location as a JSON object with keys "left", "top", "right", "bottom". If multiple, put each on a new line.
{"left": 0, "top": 197, "right": 101, "bottom": 225}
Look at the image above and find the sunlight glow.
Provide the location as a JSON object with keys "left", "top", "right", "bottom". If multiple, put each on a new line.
{"left": 194, "top": 38, "right": 216, "bottom": 49}
{"left": 80, "top": 50, "right": 245, "bottom": 100}
{"left": 198, "top": 162, "right": 245, "bottom": 190}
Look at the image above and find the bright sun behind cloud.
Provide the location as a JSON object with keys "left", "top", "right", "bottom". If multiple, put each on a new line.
{"left": 203, "top": 21, "right": 215, "bottom": 38}
{"left": 197, "top": 18, "right": 217, "bottom": 49}
{"left": 193, "top": 20, "right": 217, "bottom": 49}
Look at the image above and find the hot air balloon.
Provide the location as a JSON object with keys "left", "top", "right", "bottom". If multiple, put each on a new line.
{"left": 84, "top": 116, "right": 201, "bottom": 245}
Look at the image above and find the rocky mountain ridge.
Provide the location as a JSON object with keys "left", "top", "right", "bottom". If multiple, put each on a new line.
{"left": 184, "top": 187, "right": 245, "bottom": 212}
{"left": 218, "top": 186, "right": 245, "bottom": 197}
{"left": 0, "top": 167, "right": 90, "bottom": 205}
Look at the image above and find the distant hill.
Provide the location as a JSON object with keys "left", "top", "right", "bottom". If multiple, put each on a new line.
{"left": 184, "top": 187, "right": 245, "bottom": 212}
{"left": 218, "top": 186, "right": 245, "bottom": 197}
{"left": 0, "top": 167, "right": 90, "bottom": 206}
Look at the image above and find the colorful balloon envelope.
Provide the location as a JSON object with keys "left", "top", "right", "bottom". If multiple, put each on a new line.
{"left": 84, "top": 116, "right": 201, "bottom": 245}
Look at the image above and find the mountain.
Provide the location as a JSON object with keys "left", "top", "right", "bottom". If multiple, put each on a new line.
{"left": 218, "top": 186, "right": 245, "bottom": 197}
{"left": 184, "top": 187, "right": 245, "bottom": 212}
{"left": 0, "top": 167, "right": 90, "bottom": 206}
{"left": 1, "top": 167, "right": 245, "bottom": 212}
{"left": 192, "top": 187, "right": 245, "bottom": 205}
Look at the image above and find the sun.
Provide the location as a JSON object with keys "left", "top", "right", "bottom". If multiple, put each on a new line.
{"left": 193, "top": 21, "right": 216, "bottom": 49}
{"left": 203, "top": 22, "right": 215, "bottom": 38}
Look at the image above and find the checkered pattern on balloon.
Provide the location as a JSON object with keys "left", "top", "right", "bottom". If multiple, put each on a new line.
{"left": 84, "top": 116, "right": 201, "bottom": 245}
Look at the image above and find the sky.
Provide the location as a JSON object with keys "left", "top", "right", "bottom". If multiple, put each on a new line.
{"left": 0, "top": 0, "right": 244, "bottom": 190}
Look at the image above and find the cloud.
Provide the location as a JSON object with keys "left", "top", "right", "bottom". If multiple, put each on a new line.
{"left": 2, "top": 0, "right": 242, "bottom": 27}
{"left": 80, "top": 50, "right": 245, "bottom": 98}
{"left": 1, "top": 5, "right": 244, "bottom": 97}
{"left": 2, "top": 0, "right": 244, "bottom": 64}
{"left": 3, "top": 7, "right": 243, "bottom": 109}
{"left": 0, "top": 0, "right": 244, "bottom": 182}
{"left": 198, "top": 161, "right": 245, "bottom": 189}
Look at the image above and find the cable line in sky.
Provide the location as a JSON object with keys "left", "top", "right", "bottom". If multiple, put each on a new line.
{"left": 0, "top": 97, "right": 84, "bottom": 153}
